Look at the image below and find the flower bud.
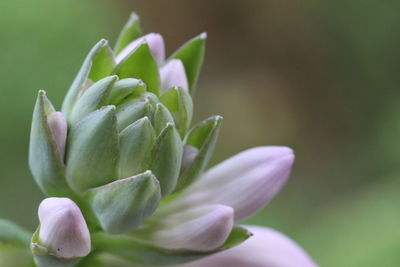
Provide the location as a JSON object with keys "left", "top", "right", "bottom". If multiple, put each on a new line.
{"left": 116, "top": 33, "right": 165, "bottom": 65}
{"left": 47, "top": 112, "right": 67, "bottom": 160}
{"left": 160, "top": 59, "right": 189, "bottom": 92}
{"left": 38, "top": 198, "right": 91, "bottom": 259}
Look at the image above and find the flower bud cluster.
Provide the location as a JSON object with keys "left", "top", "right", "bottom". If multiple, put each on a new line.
{"left": 24, "top": 12, "right": 306, "bottom": 267}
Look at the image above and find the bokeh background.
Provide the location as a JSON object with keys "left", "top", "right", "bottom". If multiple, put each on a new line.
{"left": 1, "top": 0, "right": 400, "bottom": 266}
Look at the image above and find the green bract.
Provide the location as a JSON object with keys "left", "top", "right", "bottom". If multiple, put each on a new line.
{"left": 23, "top": 12, "right": 250, "bottom": 267}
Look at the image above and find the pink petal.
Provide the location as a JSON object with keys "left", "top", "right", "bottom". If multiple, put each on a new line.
{"left": 38, "top": 198, "right": 91, "bottom": 259}
{"left": 176, "top": 146, "right": 295, "bottom": 221}
{"left": 139, "top": 205, "right": 233, "bottom": 252}
{"left": 159, "top": 59, "right": 189, "bottom": 91}
{"left": 116, "top": 33, "right": 165, "bottom": 65}
{"left": 177, "top": 225, "right": 318, "bottom": 267}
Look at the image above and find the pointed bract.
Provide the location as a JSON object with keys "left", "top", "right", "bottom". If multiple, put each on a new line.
{"left": 87, "top": 171, "right": 161, "bottom": 234}
{"left": 66, "top": 106, "right": 119, "bottom": 193}
{"left": 114, "top": 12, "right": 142, "bottom": 55}
{"left": 170, "top": 33, "right": 206, "bottom": 92}
{"left": 29, "top": 91, "right": 72, "bottom": 196}
{"left": 114, "top": 42, "right": 160, "bottom": 94}
{"left": 38, "top": 198, "right": 90, "bottom": 259}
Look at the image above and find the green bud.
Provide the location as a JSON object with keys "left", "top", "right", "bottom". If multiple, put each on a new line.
{"left": 62, "top": 40, "right": 115, "bottom": 117}
{"left": 176, "top": 116, "right": 222, "bottom": 191}
{"left": 160, "top": 86, "right": 193, "bottom": 137}
{"left": 114, "top": 12, "right": 142, "bottom": 55}
{"left": 152, "top": 103, "right": 175, "bottom": 135}
{"left": 29, "top": 91, "right": 72, "bottom": 196}
{"left": 116, "top": 98, "right": 152, "bottom": 131}
{"left": 69, "top": 75, "right": 118, "bottom": 123}
{"left": 170, "top": 33, "right": 207, "bottom": 92}
{"left": 147, "top": 124, "right": 182, "bottom": 196}
{"left": 86, "top": 171, "right": 161, "bottom": 234}
{"left": 114, "top": 42, "right": 160, "bottom": 95}
{"left": 109, "top": 78, "right": 146, "bottom": 105}
{"left": 66, "top": 106, "right": 119, "bottom": 193}
{"left": 119, "top": 117, "right": 156, "bottom": 178}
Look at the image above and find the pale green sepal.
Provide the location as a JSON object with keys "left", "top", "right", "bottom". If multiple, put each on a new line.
{"left": 114, "top": 13, "right": 142, "bottom": 55}
{"left": 0, "top": 219, "right": 31, "bottom": 247}
{"left": 29, "top": 91, "right": 73, "bottom": 196}
{"left": 66, "top": 106, "right": 119, "bottom": 193}
{"left": 86, "top": 171, "right": 161, "bottom": 234}
{"left": 109, "top": 78, "right": 146, "bottom": 105}
{"left": 90, "top": 226, "right": 251, "bottom": 266}
{"left": 116, "top": 98, "right": 152, "bottom": 132}
{"left": 147, "top": 124, "right": 182, "bottom": 196}
{"left": 114, "top": 42, "right": 160, "bottom": 95}
{"left": 170, "top": 33, "right": 206, "bottom": 93}
{"left": 176, "top": 116, "right": 222, "bottom": 191}
{"left": 152, "top": 103, "right": 175, "bottom": 135}
{"left": 119, "top": 117, "right": 156, "bottom": 178}
{"left": 62, "top": 40, "right": 114, "bottom": 117}
{"left": 69, "top": 76, "right": 118, "bottom": 123}
{"left": 160, "top": 87, "right": 193, "bottom": 137}
{"left": 31, "top": 229, "right": 79, "bottom": 267}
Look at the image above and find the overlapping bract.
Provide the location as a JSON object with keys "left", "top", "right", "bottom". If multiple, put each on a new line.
{"left": 18, "top": 12, "right": 312, "bottom": 267}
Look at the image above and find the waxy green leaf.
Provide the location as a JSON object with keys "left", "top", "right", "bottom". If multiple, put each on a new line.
{"left": 0, "top": 219, "right": 31, "bottom": 248}
{"left": 66, "top": 106, "right": 119, "bottom": 193}
{"left": 86, "top": 171, "right": 161, "bottom": 234}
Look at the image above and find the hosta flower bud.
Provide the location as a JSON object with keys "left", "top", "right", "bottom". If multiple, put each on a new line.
{"left": 160, "top": 59, "right": 189, "bottom": 92}
{"left": 116, "top": 33, "right": 165, "bottom": 65}
{"left": 38, "top": 198, "right": 91, "bottom": 259}
{"left": 46, "top": 112, "right": 67, "bottom": 160}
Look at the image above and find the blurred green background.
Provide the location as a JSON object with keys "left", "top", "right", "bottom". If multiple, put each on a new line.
{"left": 1, "top": 0, "right": 400, "bottom": 266}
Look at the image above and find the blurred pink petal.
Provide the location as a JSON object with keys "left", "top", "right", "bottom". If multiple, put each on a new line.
{"left": 176, "top": 146, "right": 294, "bottom": 220}
{"left": 116, "top": 33, "right": 165, "bottom": 65}
{"left": 159, "top": 59, "right": 189, "bottom": 91}
{"left": 38, "top": 197, "right": 91, "bottom": 259}
{"left": 141, "top": 205, "right": 233, "bottom": 252}
{"left": 177, "top": 226, "right": 318, "bottom": 267}
{"left": 47, "top": 112, "right": 67, "bottom": 160}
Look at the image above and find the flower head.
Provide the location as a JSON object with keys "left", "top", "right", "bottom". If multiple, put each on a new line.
{"left": 25, "top": 12, "right": 317, "bottom": 267}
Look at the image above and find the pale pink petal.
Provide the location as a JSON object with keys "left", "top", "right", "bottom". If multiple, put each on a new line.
{"left": 139, "top": 205, "right": 233, "bottom": 252}
{"left": 116, "top": 33, "right": 165, "bottom": 65}
{"left": 159, "top": 59, "right": 189, "bottom": 91}
{"left": 38, "top": 197, "right": 91, "bottom": 259}
{"left": 177, "top": 226, "right": 318, "bottom": 267}
{"left": 47, "top": 112, "right": 67, "bottom": 160}
{"left": 174, "top": 146, "right": 294, "bottom": 221}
